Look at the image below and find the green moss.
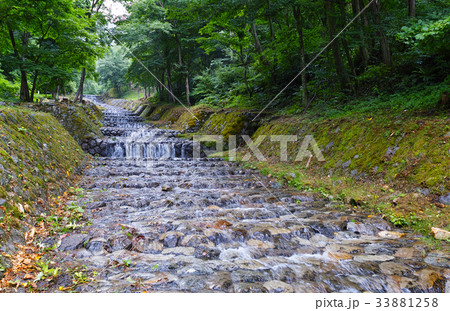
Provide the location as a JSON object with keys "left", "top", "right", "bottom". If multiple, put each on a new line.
{"left": 0, "top": 105, "right": 86, "bottom": 225}
{"left": 139, "top": 105, "right": 155, "bottom": 118}
{"left": 251, "top": 114, "right": 449, "bottom": 194}
{"left": 200, "top": 111, "right": 249, "bottom": 138}
{"left": 29, "top": 102, "right": 103, "bottom": 144}
{"left": 173, "top": 106, "right": 214, "bottom": 132}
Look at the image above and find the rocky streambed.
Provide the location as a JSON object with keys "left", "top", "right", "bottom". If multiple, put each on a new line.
{"left": 54, "top": 97, "right": 449, "bottom": 293}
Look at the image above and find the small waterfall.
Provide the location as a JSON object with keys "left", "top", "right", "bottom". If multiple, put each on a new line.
{"left": 91, "top": 101, "right": 195, "bottom": 160}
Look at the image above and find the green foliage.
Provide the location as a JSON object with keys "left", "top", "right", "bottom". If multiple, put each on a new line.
{"left": 0, "top": 71, "right": 19, "bottom": 100}
{"left": 397, "top": 11, "right": 450, "bottom": 54}
{"left": 97, "top": 46, "right": 130, "bottom": 96}
{"left": 112, "top": 0, "right": 449, "bottom": 112}
{"left": 35, "top": 260, "right": 59, "bottom": 282}
{"left": 0, "top": 0, "right": 106, "bottom": 101}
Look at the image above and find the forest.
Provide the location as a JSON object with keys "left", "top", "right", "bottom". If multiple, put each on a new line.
{"left": 1, "top": 0, "right": 449, "bottom": 115}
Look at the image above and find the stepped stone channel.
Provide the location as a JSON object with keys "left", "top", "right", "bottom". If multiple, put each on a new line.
{"left": 59, "top": 96, "right": 449, "bottom": 293}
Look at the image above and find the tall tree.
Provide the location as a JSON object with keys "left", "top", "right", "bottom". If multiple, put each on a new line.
{"left": 324, "top": 0, "right": 350, "bottom": 88}
{"left": 74, "top": 0, "right": 107, "bottom": 103}
{"left": 0, "top": 0, "right": 98, "bottom": 101}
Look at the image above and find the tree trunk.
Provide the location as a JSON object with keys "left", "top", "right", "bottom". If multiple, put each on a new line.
{"left": 166, "top": 66, "right": 175, "bottom": 103}
{"left": 292, "top": 6, "right": 308, "bottom": 106}
{"left": 160, "top": 71, "right": 165, "bottom": 101}
{"left": 239, "top": 47, "right": 252, "bottom": 97}
{"left": 351, "top": 0, "right": 370, "bottom": 69}
{"left": 250, "top": 23, "right": 263, "bottom": 55}
{"left": 9, "top": 28, "right": 30, "bottom": 102}
{"left": 341, "top": 38, "right": 357, "bottom": 78}
{"left": 19, "top": 70, "right": 30, "bottom": 102}
{"left": 408, "top": 0, "right": 416, "bottom": 18}
{"left": 185, "top": 68, "right": 191, "bottom": 106}
{"left": 30, "top": 70, "right": 39, "bottom": 102}
{"left": 267, "top": 0, "right": 275, "bottom": 41}
{"left": 74, "top": 67, "right": 86, "bottom": 102}
{"left": 324, "top": 0, "right": 350, "bottom": 89}
{"left": 372, "top": 0, "right": 392, "bottom": 67}
{"left": 175, "top": 35, "right": 191, "bottom": 105}
{"left": 74, "top": 1, "right": 105, "bottom": 103}
{"left": 337, "top": 0, "right": 356, "bottom": 79}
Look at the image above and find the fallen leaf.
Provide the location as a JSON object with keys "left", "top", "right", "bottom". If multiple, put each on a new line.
{"left": 23, "top": 274, "right": 34, "bottom": 280}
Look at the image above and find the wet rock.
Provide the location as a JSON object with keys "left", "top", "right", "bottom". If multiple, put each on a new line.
{"left": 386, "top": 275, "right": 420, "bottom": 293}
{"left": 204, "top": 229, "right": 231, "bottom": 245}
{"left": 347, "top": 222, "right": 373, "bottom": 235}
{"left": 73, "top": 248, "right": 94, "bottom": 258}
{"left": 84, "top": 237, "right": 106, "bottom": 254}
{"left": 0, "top": 255, "right": 12, "bottom": 278}
{"left": 159, "top": 231, "right": 184, "bottom": 248}
{"left": 310, "top": 234, "right": 332, "bottom": 247}
{"left": 415, "top": 269, "right": 445, "bottom": 292}
{"left": 263, "top": 280, "right": 294, "bottom": 293}
{"left": 162, "top": 247, "right": 195, "bottom": 256}
{"left": 161, "top": 185, "right": 172, "bottom": 191}
{"left": 181, "top": 235, "right": 214, "bottom": 248}
{"left": 378, "top": 231, "right": 406, "bottom": 239}
{"left": 107, "top": 235, "right": 132, "bottom": 252}
{"left": 431, "top": 227, "right": 450, "bottom": 240}
{"left": 364, "top": 243, "right": 396, "bottom": 256}
{"left": 291, "top": 237, "right": 312, "bottom": 246}
{"left": 194, "top": 246, "right": 221, "bottom": 260}
{"left": 177, "top": 264, "right": 214, "bottom": 276}
{"left": 424, "top": 252, "right": 450, "bottom": 268}
{"left": 326, "top": 252, "right": 353, "bottom": 261}
{"left": 207, "top": 272, "right": 233, "bottom": 292}
{"left": 325, "top": 244, "right": 363, "bottom": 254}
{"left": 234, "top": 282, "right": 268, "bottom": 293}
{"left": 230, "top": 229, "right": 248, "bottom": 242}
{"left": 246, "top": 239, "right": 275, "bottom": 249}
{"left": 248, "top": 226, "right": 274, "bottom": 241}
{"left": 147, "top": 241, "right": 164, "bottom": 253}
{"left": 231, "top": 270, "right": 270, "bottom": 283}
{"left": 177, "top": 276, "right": 207, "bottom": 292}
{"left": 380, "top": 262, "right": 414, "bottom": 276}
{"left": 235, "top": 259, "right": 265, "bottom": 270}
{"left": 59, "top": 234, "right": 89, "bottom": 252}
{"left": 293, "top": 195, "right": 314, "bottom": 203}
{"left": 207, "top": 205, "right": 222, "bottom": 210}
{"left": 354, "top": 255, "right": 395, "bottom": 262}
{"left": 394, "top": 247, "right": 423, "bottom": 259}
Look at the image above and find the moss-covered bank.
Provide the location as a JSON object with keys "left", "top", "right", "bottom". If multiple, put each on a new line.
{"left": 33, "top": 101, "right": 103, "bottom": 144}
{"left": 0, "top": 105, "right": 86, "bottom": 270}
{"left": 251, "top": 114, "right": 449, "bottom": 194}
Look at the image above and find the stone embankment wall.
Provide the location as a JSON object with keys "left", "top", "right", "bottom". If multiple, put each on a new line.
{"left": 0, "top": 105, "right": 87, "bottom": 275}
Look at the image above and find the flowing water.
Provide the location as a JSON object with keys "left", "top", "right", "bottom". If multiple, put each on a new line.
{"left": 59, "top": 96, "right": 448, "bottom": 293}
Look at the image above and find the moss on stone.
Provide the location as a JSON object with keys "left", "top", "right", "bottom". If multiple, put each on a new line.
{"left": 251, "top": 114, "right": 449, "bottom": 194}
{"left": 0, "top": 105, "right": 86, "bottom": 247}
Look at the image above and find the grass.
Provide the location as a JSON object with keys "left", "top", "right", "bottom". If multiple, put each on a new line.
{"left": 121, "top": 89, "right": 144, "bottom": 101}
